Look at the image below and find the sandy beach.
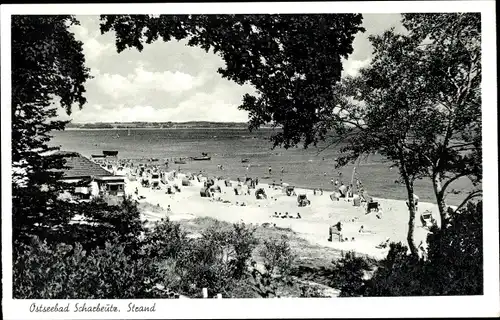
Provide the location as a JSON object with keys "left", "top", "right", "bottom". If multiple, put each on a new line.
{"left": 119, "top": 167, "right": 436, "bottom": 260}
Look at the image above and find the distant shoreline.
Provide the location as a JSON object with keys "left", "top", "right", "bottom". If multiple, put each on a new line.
{"left": 64, "top": 127, "right": 274, "bottom": 131}
{"left": 64, "top": 127, "right": 273, "bottom": 131}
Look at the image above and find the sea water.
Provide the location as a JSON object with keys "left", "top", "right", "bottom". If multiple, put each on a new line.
{"left": 49, "top": 128, "right": 473, "bottom": 205}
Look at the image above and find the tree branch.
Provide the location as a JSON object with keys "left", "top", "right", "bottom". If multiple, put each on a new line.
{"left": 453, "top": 189, "right": 482, "bottom": 213}
{"left": 440, "top": 172, "right": 469, "bottom": 198}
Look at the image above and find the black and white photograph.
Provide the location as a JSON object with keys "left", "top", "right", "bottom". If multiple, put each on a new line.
{"left": 1, "top": 1, "right": 498, "bottom": 319}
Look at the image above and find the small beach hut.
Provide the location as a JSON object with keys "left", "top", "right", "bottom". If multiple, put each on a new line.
{"left": 255, "top": 188, "right": 267, "bottom": 200}
{"left": 338, "top": 184, "right": 347, "bottom": 198}
{"left": 210, "top": 185, "right": 221, "bottom": 193}
{"left": 234, "top": 186, "right": 242, "bottom": 195}
{"left": 165, "top": 185, "right": 173, "bottom": 194}
{"left": 330, "top": 193, "right": 339, "bottom": 201}
{"left": 352, "top": 194, "right": 361, "bottom": 207}
{"left": 200, "top": 187, "right": 212, "bottom": 198}
{"left": 328, "top": 222, "right": 343, "bottom": 242}
{"left": 366, "top": 201, "right": 380, "bottom": 213}
{"left": 182, "top": 177, "right": 191, "bottom": 186}
{"left": 297, "top": 194, "right": 311, "bottom": 207}
{"left": 284, "top": 186, "right": 296, "bottom": 196}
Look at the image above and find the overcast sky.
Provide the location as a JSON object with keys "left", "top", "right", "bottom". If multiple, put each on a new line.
{"left": 60, "top": 14, "right": 405, "bottom": 123}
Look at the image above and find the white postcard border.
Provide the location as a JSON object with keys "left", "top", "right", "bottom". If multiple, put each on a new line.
{"left": 1, "top": 1, "right": 498, "bottom": 319}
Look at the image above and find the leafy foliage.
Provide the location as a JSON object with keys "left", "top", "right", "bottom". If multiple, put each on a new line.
{"left": 330, "top": 13, "right": 481, "bottom": 254}
{"left": 167, "top": 221, "right": 259, "bottom": 297}
{"left": 330, "top": 251, "right": 373, "bottom": 297}
{"left": 99, "top": 14, "right": 365, "bottom": 148}
{"left": 250, "top": 235, "right": 296, "bottom": 298}
{"left": 259, "top": 235, "right": 296, "bottom": 277}
{"left": 13, "top": 237, "right": 171, "bottom": 299}
{"left": 143, "top": 217, "right": 188, "bottom": 260}
{"left": 334, "top": 201, "right": 483, "bottom": 296}
{"left": 12, "top": 15, "right": 91, "bottom": 242}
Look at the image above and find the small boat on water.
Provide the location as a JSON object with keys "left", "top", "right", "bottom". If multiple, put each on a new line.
{"left": 241, "top": 158, "right": 250, "bottom": 163}
{"left": 193, "top": 156, "right": 211, "bottom": 161}
{"left": 91, "top": 154, "right": 106, "bottom": 159}
{"left": 103, "top": 150, "right": 119, "bottom": 156}
{"left": 174, "top": 160, "right": 187, "bottom": 164}
{"left": 192, "top": 152, "right": 211, "bottom": 161}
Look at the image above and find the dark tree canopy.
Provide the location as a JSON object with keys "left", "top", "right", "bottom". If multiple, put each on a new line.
{"left": 99, "top": 14, "right": 365, "bottom": 148}
{"left": 11, "top": 16, "right": 92, "bottom": 240}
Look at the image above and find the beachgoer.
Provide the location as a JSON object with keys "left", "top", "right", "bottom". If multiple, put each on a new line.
{"left": 268, "top": 166, "right": 272, "bottom": 175}
{"left": 324, "top": 172, "right": 327, "bottom": 176}
{"left": 320, "top": 188, "right": 323, "bottom": 195}
{"left": 281, "top": 166, "right": 284, "bottom": 174}
{"left": 334, "top": 179, "right": 339, "bottom": 186}
{"left": 167, "top": 205, "right": 172, "bottom": 213}
{"left": 296, "top": 212, "right": 301, "bottom": 219}
{"left": 359, "top": 225, "right": 365, "bottom": 233}
{"left": 255, "top": 178, "right": 259, "bottom": 185}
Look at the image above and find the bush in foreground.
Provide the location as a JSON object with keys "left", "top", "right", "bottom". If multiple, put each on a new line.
{"left": 13, "top": 237, "right": 170, "bottom": 299}
{"left": 334, "top": 201, "right": 483, "bottom": 296}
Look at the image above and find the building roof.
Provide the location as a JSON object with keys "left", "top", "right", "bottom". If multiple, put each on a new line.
{"left": 58, "top": 152, "right": 114, "bottom": 178}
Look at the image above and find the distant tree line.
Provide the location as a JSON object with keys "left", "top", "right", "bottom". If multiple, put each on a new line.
{"left": 66, "top": 121, "right": 251, "bottom": 129}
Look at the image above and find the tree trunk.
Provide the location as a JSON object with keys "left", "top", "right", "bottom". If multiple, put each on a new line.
{"left": 404, "top": 179, "right": 419, "bottom": 258}
{"left": 432, "top": 172, "right": 447, "bottom": 229}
